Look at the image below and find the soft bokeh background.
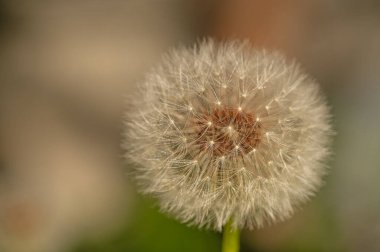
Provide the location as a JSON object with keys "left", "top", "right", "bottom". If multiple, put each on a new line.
{"left": 0, "top": 1, "right": 379, "bottom": 251}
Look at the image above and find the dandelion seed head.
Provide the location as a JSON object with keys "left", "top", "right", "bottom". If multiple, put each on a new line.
{"left": 124, "top": 39, "right": 333, "bottom": 231}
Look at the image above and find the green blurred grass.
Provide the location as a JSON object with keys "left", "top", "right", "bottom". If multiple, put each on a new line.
{"left": 73, "top": 194, "right": 220, "bottom": 252}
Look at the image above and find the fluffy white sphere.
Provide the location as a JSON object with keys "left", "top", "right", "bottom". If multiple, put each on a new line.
{"left": 124, "top": 40, "right": 332, "bottom": 231}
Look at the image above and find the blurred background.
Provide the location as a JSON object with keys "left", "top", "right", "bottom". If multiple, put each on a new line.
{"left": 0, "top": 0, "right": 379, "bottom": 251}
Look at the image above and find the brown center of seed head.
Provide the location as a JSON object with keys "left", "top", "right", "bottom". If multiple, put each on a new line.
{"left": 191, "top": 107, "right": 262, "bottom": 157}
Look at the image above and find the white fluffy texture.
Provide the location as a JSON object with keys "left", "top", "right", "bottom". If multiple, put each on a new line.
{"left": 124, "top": 40, "right": 332, "bottom": 231}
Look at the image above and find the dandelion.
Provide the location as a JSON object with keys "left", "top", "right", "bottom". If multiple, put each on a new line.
{"left": 124, "top": 39, "right": 332, "bottom": 238}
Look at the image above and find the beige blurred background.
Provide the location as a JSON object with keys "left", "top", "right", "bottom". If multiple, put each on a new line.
{"left": 0, "top": 1, "right": 379, "bottom": 252}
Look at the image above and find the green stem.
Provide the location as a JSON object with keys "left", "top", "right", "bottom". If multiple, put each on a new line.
{"left": 222, "top": 218, "right": 240, "bottom": 252}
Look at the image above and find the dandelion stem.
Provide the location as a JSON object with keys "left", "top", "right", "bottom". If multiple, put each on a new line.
{"left": 222, "top": 218, "right": 240, "bottom": 252}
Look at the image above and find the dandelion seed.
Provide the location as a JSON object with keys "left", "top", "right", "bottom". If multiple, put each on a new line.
{"left": 124, "top": 39, "right": 333, "bottom": 231}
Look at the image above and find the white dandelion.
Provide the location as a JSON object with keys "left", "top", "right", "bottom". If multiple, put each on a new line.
{"left": 124, "top": 39, "right": 332, "bottom": 231}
